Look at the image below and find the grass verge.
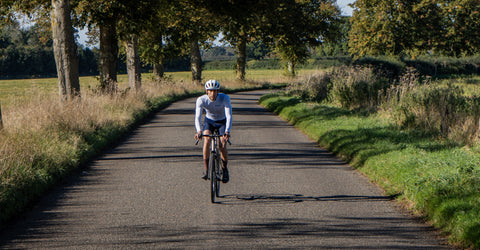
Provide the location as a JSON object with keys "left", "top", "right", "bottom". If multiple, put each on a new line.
{"left": 259, "top": 93, "right": 480, "bottom": 249}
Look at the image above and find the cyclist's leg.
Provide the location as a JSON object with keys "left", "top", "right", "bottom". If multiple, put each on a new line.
{"left": 216, "top": 119, "right": 228, "bottom": 169}
{"left": 216, "top": 121, "right": 229, "bottom": 183}
{"left": 202, "top": 118, "right": 216, "bottom": 179}
{"left": 202, "top": 129, "right": 212, "bottom": 172}
{"left": 219, "top": 137, "right": 228, "bottom": 168}
{"left": 219, "top": 138, "right": 229, "bottom": 183}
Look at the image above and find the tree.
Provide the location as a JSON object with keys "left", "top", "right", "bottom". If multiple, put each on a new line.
{"left": 125, "top": 35, "right": 141, "bottom": 91}
{"left": 440, "top": 0, "right": 480, "bottom": 56}
{"left": 75, "top": 0, "right": 121, "bottom": 93}
{"left": 270, "top": 0, "right": 342, "bottom": 76}
{"left": 138, "top": 5, "right": 175, "bottom": 82}
{"left": 210, "top": 0, "right": 263, "bottom": 81}
{"left": 4, "top": 0, "right": 81, "bottom": 100}
{"left": 116, "top": 0, "right": 166, "bottom": 91}
{"left": 348, "top": 0, "right": 397, "bottom": 57}
{"left": 166, "top": 0, "right": 219, "bottom": 85}
{"left": 348, "top": 0, "right": 450, "bottom": 57}
{"left": 246, "top": 40, "right": 271, "bottom": 60}
{"left": 51, "top": 0, "right": 80, "bottom": 100}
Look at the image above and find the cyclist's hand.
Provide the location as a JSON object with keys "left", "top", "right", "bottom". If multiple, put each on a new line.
{"left": 194, "top": 132, "right": 202, "bottom": 141}
{"left": 223, "top": 132, "right": 230, "bottom": 141}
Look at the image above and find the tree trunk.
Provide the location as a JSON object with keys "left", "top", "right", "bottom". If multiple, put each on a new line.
{"left": 51, "top": 0, "right": 80, "bottom": 101}
{"left": 236, "top": 35, "right": 247, "bottom": 81}
{"left": 126, "top": 35, "right": 141, "bottom": 91}
{"left": 0, "top": 101, "right": 3, "bottom": 130}
{"left": 152, "top": 34, "right": 164, "bottom": 83}
{"left": 286, "top": 61, "right": 296, "bottom": 76}
{"left": 190, "top": 41, "right": 202, "bottom": 85}
{"left": 153, "top": 62, "right": 164, "bottom": 82}
{"left": 99, "top": 19, "right": 118, "bottom": 93}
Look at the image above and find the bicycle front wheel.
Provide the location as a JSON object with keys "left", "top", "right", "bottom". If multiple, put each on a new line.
{"left": 209, "top": 153, "right": 217, "bottom": 203}
{"left": 215, "top": 155, "right": 221, "bottom": 197}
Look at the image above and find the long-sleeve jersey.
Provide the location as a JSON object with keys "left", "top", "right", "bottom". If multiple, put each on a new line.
{"left": 195, "top": 93, "right": 232, "bottom": 133}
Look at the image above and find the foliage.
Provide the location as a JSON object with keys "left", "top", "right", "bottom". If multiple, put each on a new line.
{"left": 381, "top": 69, "right": 480, "bottom": 144}
{"left": 350, "top": 0, "right": 439, "bottom": 57}
{"left": 440, "top": 0, "right": 480, "bottom": 56}
{"left": 270, "top": 0, "right": 342, "bottom": 76}
{"left": 353, "top": 55, "right": 480, "bottom": 78}
{"left": 0, "top": 22, "right": 98, "bottom": 78}
{"left": 287, "top": 72, "right": 331, "bottom": 103}
{"left": 403, "top": 55, "right": 480, "bottom": 77}
{"left": 287, "top": 65, "right": 391, "bottom": 109}
{"left": 314, "top": 16, "right": 350, "bottom": 57}
{"left": 286, "top": 62, "right": 480, "bottom": 144}
{"left": 246, "top": 40, "right": 271, "bottom": 60}
{"left": 349, "top": 0, "right": 480, "bottom": 57}
{"left": 330, "top": 66, "right": 391, "bottom": 109}
{"left": 353, "top": 56, "right": 406, "bottom": 80}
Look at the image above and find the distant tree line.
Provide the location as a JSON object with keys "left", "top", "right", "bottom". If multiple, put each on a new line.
{"left": 0, "top": 23, "right": 97, "bottom": 78}
{"left": 0, "top": 22, "right": 201, "bottom": 78}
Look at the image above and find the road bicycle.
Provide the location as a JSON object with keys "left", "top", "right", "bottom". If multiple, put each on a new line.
{"left": 196, "top": 129, "right": 230, "bottom": 203}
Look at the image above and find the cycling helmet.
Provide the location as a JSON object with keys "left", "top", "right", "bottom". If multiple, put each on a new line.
{"left": 205, "top": 80, "right": 220, "bottom": 90}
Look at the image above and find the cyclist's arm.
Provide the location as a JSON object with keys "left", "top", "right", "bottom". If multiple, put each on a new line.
{"left": 195, "top": 98, "right": 203, "bottom": 133}
{"left": 225, "top": 96, "right": 232, "bottom": 133}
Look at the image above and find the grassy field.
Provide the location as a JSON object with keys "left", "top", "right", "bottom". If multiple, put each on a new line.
{"left": 0, "top": 69, "right": 316, "bottom": 106}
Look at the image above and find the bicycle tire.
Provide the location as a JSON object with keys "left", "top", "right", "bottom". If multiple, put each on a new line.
{"left": 215, "top": 154, "right": 221, "bottom": 197}
{"left": 209, "top": 152, "right": 216, "bottom": 203}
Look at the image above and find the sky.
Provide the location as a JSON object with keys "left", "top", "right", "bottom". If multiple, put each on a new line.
{"left": 337, "top": 0, "right": 355, "bottom": 16}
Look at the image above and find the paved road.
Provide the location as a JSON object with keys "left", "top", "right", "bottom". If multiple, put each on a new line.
{"left": 0, "top": 90, "right": 449, "bottom": 249}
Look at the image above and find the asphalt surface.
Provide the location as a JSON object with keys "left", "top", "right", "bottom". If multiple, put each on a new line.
{"left": 0, "top": 90, "right": 450, "bottom": 249}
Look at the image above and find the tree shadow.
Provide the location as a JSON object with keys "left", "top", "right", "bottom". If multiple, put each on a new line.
{"left": 216, "top": 193, "right": 399, "bottom": 205}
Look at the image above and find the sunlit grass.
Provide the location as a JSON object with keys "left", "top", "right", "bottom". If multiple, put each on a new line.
{"left": 436, "top": 75, "right": 480, "bottom": 97}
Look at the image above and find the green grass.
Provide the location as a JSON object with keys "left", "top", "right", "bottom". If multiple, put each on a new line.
{"left": 436, "top": 75, "right": 480, "bottom": 97}
{"left": 259, "top": 93, "right": 480, "bottom": 249}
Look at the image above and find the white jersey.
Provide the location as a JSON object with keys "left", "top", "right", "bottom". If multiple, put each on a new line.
{"left": 195, "top": 93, "right": 232, "bottom": 133}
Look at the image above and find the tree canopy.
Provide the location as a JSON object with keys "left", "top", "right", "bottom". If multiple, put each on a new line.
{"left": 349, "top": 0, "right": 480, "bottom": 57}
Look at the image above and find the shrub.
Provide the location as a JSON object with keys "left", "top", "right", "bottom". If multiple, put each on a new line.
{"left": 403, "top": 56, "right": 480, "bottom": 77}
{"left": 286, "top": 72, "right": 332, "bottom": 103}
{"left": 353, "top": 56, "right": 406, "bottom": 80}
{"left": 203, "top": 60, "right": 236, "bottom": 70}
{"left": 330, "top": 66, "right": 390, "bottom": 109}
{"left": 381, "top": 68, "right": 480, "bottom": 144}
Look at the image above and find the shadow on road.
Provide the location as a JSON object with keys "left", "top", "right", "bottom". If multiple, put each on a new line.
{"left": 216, "top": 193, "right": 398, "bottom": 205}
{"left": 44, "top": 217, "right": 446, "bottom": 249}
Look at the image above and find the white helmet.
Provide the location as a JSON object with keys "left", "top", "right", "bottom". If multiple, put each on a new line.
{"left": 205, "top": 80, "right": 220, "bottom": 90}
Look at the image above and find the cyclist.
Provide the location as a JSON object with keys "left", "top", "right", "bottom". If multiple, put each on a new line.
{"left": 194, "top": 80, "right": 232, "bottom": 183}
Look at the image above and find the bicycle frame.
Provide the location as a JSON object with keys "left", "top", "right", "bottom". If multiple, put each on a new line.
{"left": 196, "top": 130, "right": 230, "bottom": 203}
